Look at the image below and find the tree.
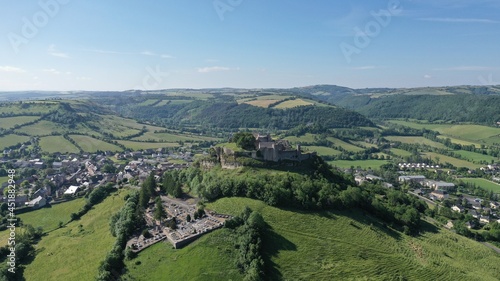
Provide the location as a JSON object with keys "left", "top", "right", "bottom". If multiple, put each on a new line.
{"left": 153, "top": 197, "right": 166, "bottom": 222}
{"left": 232, "top": 132, "right": 256, "bottom": 150}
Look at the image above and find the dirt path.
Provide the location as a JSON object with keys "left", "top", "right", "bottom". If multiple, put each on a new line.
{"left": 481, "top": 242, "right": 500, "bottom": 254}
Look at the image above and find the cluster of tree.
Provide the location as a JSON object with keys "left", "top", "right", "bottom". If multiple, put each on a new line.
{"left": 70, "top": 183, "right": 116, "bottom": 221}
{"left": 231, "top": 132, "right": 256, "bottom": 150}
{"left": 139, "top": 172, "right": 156, "bottom": 208}
{"left": 225, "top": 207, "right": 266, "bottom": 281}
{"left": 98, "top": 191, "right": 144, "bottom": 280}
{"left": 162, "top": 172, "right": 183, "bottom": 198}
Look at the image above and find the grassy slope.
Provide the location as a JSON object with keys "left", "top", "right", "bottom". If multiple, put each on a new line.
{"left": 329, "top": 159, "right": 389, "bottom": 169}
{"left": 422, "top": 152, "right": 482, "bottom": 169}
{"left": 206, "top": 197, "right": 500, "bottom": 281}
{"left": 452, "top": 150, "right": 498, "bottom": 163}
{"left": 273, "top": 99, "right": 314, "bottom": 109}
{"left": 24, "top": 189, "right": 129, "bottom": 281}
{"left": 460, "top": 178, "right": 500, "bottom": 193}
{"left": 385, "top": 136, "right": 447, "bottom": 149}
{"left": 124, "top": 229, "right": 243, "bottom": 281}
{"left": 390, "top": 148, "right": 413, "bottom": 157}
{"left": 0, "top": 134, "right": 30, "bottom": 150}
{"left": 116, "top": 140, "right": 180, "bottom": 150}
{"left": 39, "top": 135, "right": 80, "bottom": 154}
{"left": 0, "top": 116, "right": 39, "bottom": 129}
{"left": 303, "top": 146, "right": 342, "bottom": 156}
{"left": 18, "top": 199, "right": 86, "bottom": 232}
{"left": 69, "top": 134, "right": 123, "bottom": 152}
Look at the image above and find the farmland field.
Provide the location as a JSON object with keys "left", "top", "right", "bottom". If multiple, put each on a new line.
{"left": 206, "top": 197, "right": 500, "bottom": 281}
{"left": 0, "top": 116, "right": 39, "bottom": 129}
{"left": 0, "top": 134, "right": 30, "bottom": 150}
{"left": 24, "top": 189, "right": 130, "bottom": 281}
{"left": 437, "top": 136, "right": 481, "bottom": 148}
{"left": 452, "top": 150, "right": 498, "bottom": 163}
{"left": 15, "top": 120, "right": 68, "bottom": 136}
{"left": 0, "top": 102, "right": 57, "bottom": 115}
{"left": 244, "top": 99, "right": 280, "bottom": 108}
{"left": 117, "top": 140, "right": 180, "bottom": 150}
{"left": 385, "top": 136, "right": 447, "bottom": 149}
{"left": 329, "top": 159, "right": 389, "bottom": 169}
{"left": 303, "top": 146, "right": 342, "bottom": 156}
{"left": 390, "top": 148, "right": 413, "bottom": 157}
{"left": 326, "top": 137, "right": 365, "bottom": 152}
{"left": 422, "top": 152, "right": 482, "bottom": 169}
{"left": 273, "top": 98, "right": 313, "bottom": 109}
{"left": 284, "top": 133, "right": 316, "bottom": 143}
{"left": 133, "top": 131, "right": 218, "bottom": 142}
{"left": 39, "top": 135, "right": 80, "bottom": 154}
{"left": 460, "top": 178, "right": 500, "bottom": 193}
{"left": 69, "top": 135, "right": 123, "bottom": 152}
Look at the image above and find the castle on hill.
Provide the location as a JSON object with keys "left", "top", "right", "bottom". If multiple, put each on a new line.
{"left": 252, "top": 133, "right": 314, "bottom": 162}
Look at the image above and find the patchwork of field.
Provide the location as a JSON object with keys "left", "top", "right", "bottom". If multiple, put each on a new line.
{"left": 284, "top": 133, "right": 316, "bottom": 143}
{"left": 24, "top": 189, "right": 130, "bottom": 281}
{"left": 0, "top": 116, "right": 39, "bottom": 129}
{"left": 273, "top": 98, "right": 313, "bottom": 109}
{"left": 326, "top": 137, "right": 365, "bottom": 152}
{"left": 329, "top": 159, "right": 390, "bottom": 169}
{"left": 460, "top": 178, "right": 500, "bottom": 194}
{"left": 244, "top": 99, "right": 280, "bottom": 108}
{"left": 39, "top": 135, "right": 80, "bottom": 154}
{"left": 0, "top": 102, "right": 57, "bottom": 115}
{"left": 385, "top": 136, "right": 447, "bottom": 149}
{"left": 133, "top": 131, "right": 218, "bottom": 143}
{"left": 206, "top": 197, "right": 500, "bottom": 281}
{"left": 117, "top": 140, "right": 180, "bottom": 150}
{"left": 437, "top": 136, "right": 481, "bottom": 148}
{"left": 14, "top": 120, "right": 69, "bottom": 136}
{"left": 69, "top": 135, "right": 123, "bottom": 152}
{"left": 422, "top": 152, "right": 482, "bottom": 169}
{"left": 452, "top": 150, "right": 498, "bottom": 163}
{"left": 303, "top": 146, "right": 342, "bottom": 157}
{"left": 390, "top": 148, "right": 413, "bottom": 157}
{"left": 0, "top": 134, "right": 30, "bottom": 150}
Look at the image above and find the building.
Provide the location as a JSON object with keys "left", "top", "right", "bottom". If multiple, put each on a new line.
{"left": 480, "top": 215, "right": 490, "bottom": 224}
{"left": 490, "top": 202, "right": 499, "bottom": 210}
{"left": 252, "top": 133, "right": 314, "bottom": 162}
{"left": 425, "top": 180, "right": 455, "bottom": 191}
{"left": 451, "top": 205, "right": 464, "bottom": 213}
{"left": 430, "top": 190, "right": 449, "bottom": 201}
{"left": 398, "top": 175, "right": 426, "bottom": 183}
{"left": 64, "top": 185, "right": 80, "bottom": 195}
{"left": 25, "top": 196, "right": 46, "bottom": 209}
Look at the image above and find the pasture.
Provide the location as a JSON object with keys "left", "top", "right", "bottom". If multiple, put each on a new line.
{"left": 329, "top": 159, "right": 389, "bottom": 170}
{"left": 206, "top": 197, "right": 500, "bottom": 281}
{"left": 303, "top": 146, "right": 342, "bottom": 157}
{"left": 24, "top": 189, "right": 130, "bottom": 281}
{"left": 0, "top": 116, "right": 39, "bottom": 129}
{"left": 460, "top": 178, "right": 500, "bottom": 194}
{"left": 422, "top": 152, "right": 482, "bottom": 169}
{"left": 117, "top": 140, "right": 180, "bottom": 150}
{"left": 273, "top": 98, "right": 313, "bottom": 109}
{"left": 69, "top": 135, "right": 123, "bottom": 152}
{"left": 39, "top": 136, "right": 80, "bottom": 154}
{"left": 0, "top": 134, "right": 30, "bottom": 150}
{"left": 385, "top": 136, "right": 447, "bottom": 149}
{"left": 452, "top": 150, "right": 498, "bottom": 164}
{"left": 326, "top": 137, "right": 365, "bottom": 152}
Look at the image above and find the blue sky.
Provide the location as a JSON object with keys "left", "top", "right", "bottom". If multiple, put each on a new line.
{"left": 1, "top": 0, "right": 500, "bottom": 91}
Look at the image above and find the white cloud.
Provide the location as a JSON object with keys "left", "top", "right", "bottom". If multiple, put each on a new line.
{"left": 350, "top": 66, "right": 377, "bottom": 70}
{"left": 434, "top": 66, "right": 497, "bottom": 71}
{"left": 48, "top": 44, "right": 70, "bottom": 58}
{"left": 419, "top": 18, "right": 499, "bottom": 24}
{"left": 141, "top": 51, "right": 156, "bottom": 56}
{"left": 161, "top": 54, "right": 174, "bottom": 59}
{"left": 77, "top": 76, "right": 92, "bottom": 81}
{"left": 424, "top": 74, "right": 432, "bottom": 79}
{"left": 43, "top": 68, "right": 61, "bottom": 75}
{"left": 197, "top": 66, "right": 236, "bottom": 73}
{"left": 0, "top": 66, "right": 26, "bottom": 73}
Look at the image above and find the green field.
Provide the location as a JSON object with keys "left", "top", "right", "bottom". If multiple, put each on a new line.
{"left": 385, "top": 136, "right": 447, "bottom": 149}
{"left": 124, "top": 228, "right": 242, "bottom": 281}
{"left": 0, "top": 116, "right": 39, "bottom": 129}
{"left": 69, "top": 135, "right": 123, "bottom": 152}
{"left": 284, "top": 133, "right": 316, "bottom": 144}
{"left": 117, "top": 140, "right": 180, "bottom": 150}
{"left": 273, "top": 98, "right": 313, "bottom": 109}
{"left": 18, "top": 198, "right": 86, "bottom": 233}
{"left": 460, "top": 178, "right": 500, "bottom": 193}
{"left": 390, "top": 148, "right": 413, "bottom": 157}
{"left": 0, "top": 134, "right": 30, "bottom": 150}
{"left": 437, "top": 136, "right": 481, "bottom": 148}
{"left": 24, "top": 189, "right": 130, "bottom": 281}
{"left": 15, "top": 120, "right": 93, "bottom": 136}
{"left": 303, "top": 146, "right": 342, "bottom": 157}
{"left": 452, "top": 150, "right": 498, "bottom": 163}
{"left": 422, "top": 152, "right": 482, "bottom": 169}
{"left": 0, "top": 102, "right": 58, "bottom": 115}
{"left": 204, "top": 197, "right": 500, "bottom": 281}
{"left": 39, "top": 135, "right": 80, "bottom": 154}
{"left": 329, "top": 159, "right": 389, "bottom": 169}
{"left": 133, "top": 131, "right": 218, "bottom": 142}
{"left": 327, "top": 137, "right": 365, "bottom": 152}
{"left": 137, "top": 99, "right": 159, "bottom": 106}
{"left": 388, "top": 120, "right": 500, "bottom": 146}
{"left": 352, "top": 141, "right": 378, "bottom": 148}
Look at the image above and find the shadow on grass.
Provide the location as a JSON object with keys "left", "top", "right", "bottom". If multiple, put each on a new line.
{"left": 418, "top": 219, "right": 439, "bottom": 235}
{"left": 262, "top": 225, "right": 297, "bottom": 281}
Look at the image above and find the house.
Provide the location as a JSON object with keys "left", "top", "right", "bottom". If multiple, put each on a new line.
{"left": 64, "top": 185, "right": 80, "bottom": 195}
{"left": 430, "top": 190, "right": 449, "bottom": 200}
{"left": 25, "top": 196, "right": 46, "bottom": 209}
{"left": 490, "top": 202, "right": 499, "bottom": 210}
{"left": 451, "top": 205, "right": 465, "bottom": 213}
{"left": 471, "top": 202, "right": 482, "bottom": 210}
{"left": 465, "top": 221, "right": 476, "bottom": 229}
{"left": 480, "top": 215, "right": 490, "bottom": 224}
{"left": 429, "top": 181, "right": 455, "bottom": 191}
{"left": 469, "top": 210, "right": 480, "bottom": 219}
{"left": 52, "top": 162, "right": 63, "bottom": 169}
{"left": 34, "top": 161, "right": 44, "bottom": 169}
{"left": 398, "top": 175, "right": 426, "bottom": 183}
